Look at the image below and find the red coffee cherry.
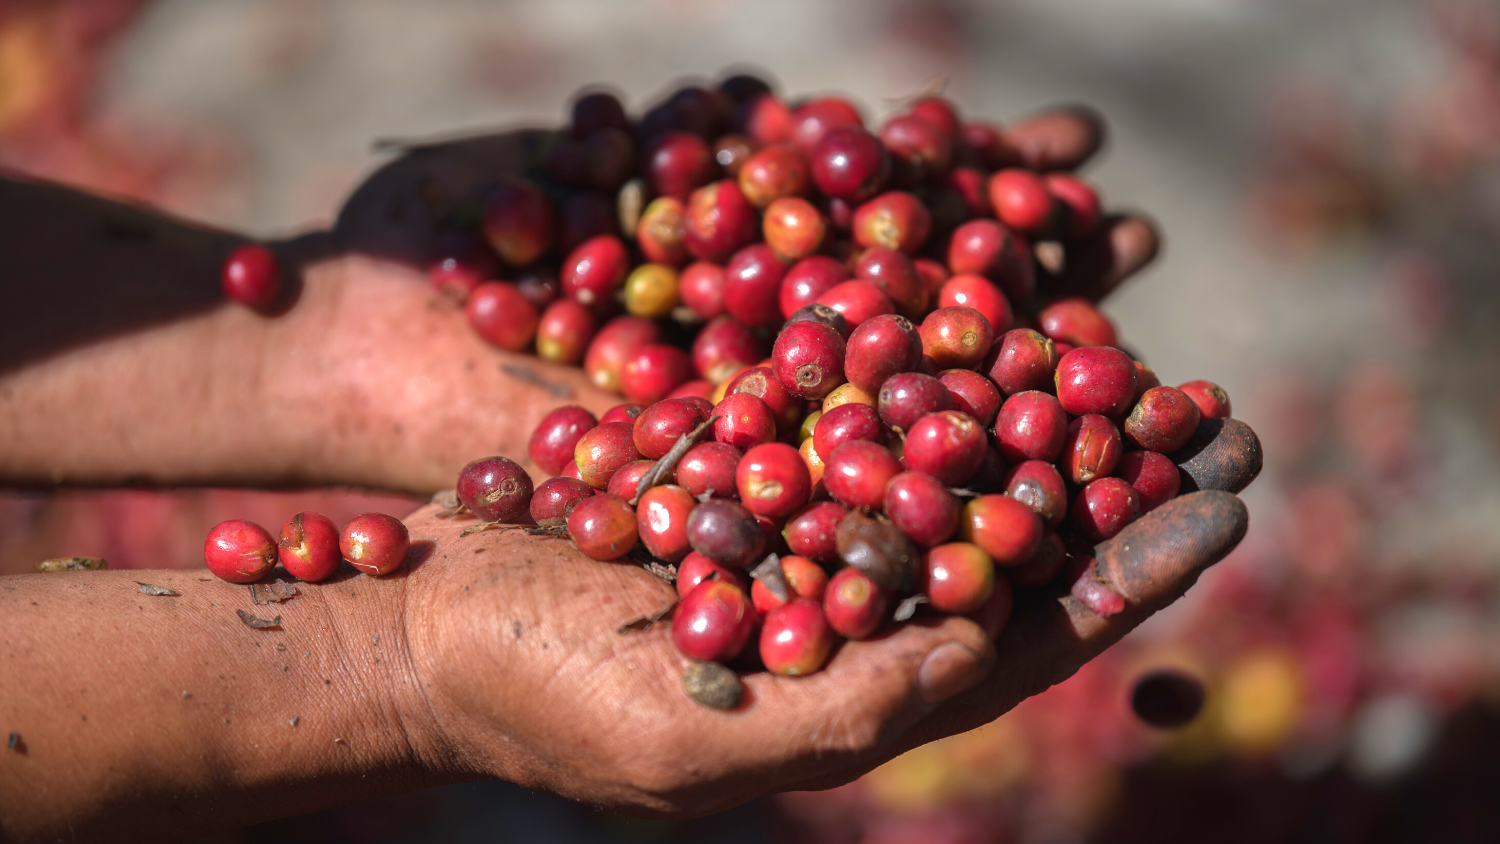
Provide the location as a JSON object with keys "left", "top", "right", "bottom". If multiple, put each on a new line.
{"left": 823, "top": 440, "right": 902, "bottom": 510}
{"left": 535, "top": 299, "right": 598, "bottom": 365}
{"left": 713, "top": 391, "right": 779, "bottom": 450}
{"left": 782, "top": 501, "right": 848, "bottom": 564}
{"left": 904, "top": 410, "right": 988, "bottom": 486}
{"left": 605, "top": 459, "right": 658, "bottom": 501}
{"left": 921, "top": 542, "right": 996, "bottom": 615}
{"left": 633, "top": 398, "right": 709, "bottom": 459}
{"left": 759, "top": 599, "right": 836, "bottom": 676}
{"left": 679, "top": 261, "right": 727, "bottom": 320}
{"left": 852, "top": 191, "right": 932, "bottom": 254}
{"left": 636, "top": 484, "right": 697, "bottom": 562}
{"left": 676, "top": 441, "right": 742, "bottom": 500}
{"left": 937, "top": 369, "right": 1002, "bottom": 427}
{"left": 466, "top": 283, "right": 539, "bottom": 352}
{"left": 645, "top": 131, "right": 716, "bottom": 200}
{"left": 574, "top": 421, "right": 642, "bottom": 490}
{"left": 677, "top": 551, "right": 750, "bottom": 597}
{"left": 276, "top": 512, "right": 342, "bottom": 583}
{"left": 427, "top": 229, "right": 498, "bottom": 299}
{"left": 1054, "top": 346, "right": 1138, "bottom": 418}
{"left": 881, "top": 113, "right": 953, "bottom": 184}
{"left": 762, "top": 197, "right": 827, "bottom": 262}
{"left": 959, "top": 495, "right": 1042, "bottom": 566}
{"left": 530, "top": 477, "right": 595, "bottom": 527}
{"left": 884, "top": 470, "right": 961, "bottom": 547}
{"left": 482, "top": 179, "right": 556, "bottom": 266}
{"left": 920, "top": 306, "right": 994, "bottom": 371}
{"left": 994, "top": 390, "right": 1069, "bottom": 464}
{"left": 773, "top": 320, "right": 846, "bottom": 400}
{"left": 938, "top": 274, "right": 1013, "bottom": 336}
{"left": 637, "top": 196, "right": 689, "bottom": 267}
{"left": 221, "top": 244, "right": 281, "bottom": 309}
{"left": 686, "top": 499, "right": 766, "bottom": 568}
{"left": 1177, "top": 379, "right": 1233, "bottom": 420}
{"left": 816, "top": 279, "right": 896, "bottom": 329}
{"left": 585, "top": 316, "right": 663, "bottom": 392}
{"left": 823, "top": 567, "right": 891, "bottom": 640}
{"left": 684, "top": 179, "right": 758, "bottom": 263}
{"left": 725, "top": 365, "right": 802, "bottom": 438}
{"left": 1003, "top": 459, "right": 1069, "bottom": 530}
{"left": 877, "top": 371, "right": 953, "bottom": 433}
{"left": 568, "top": 493, "right": 639, "bottom": 561}
{"left": 1070, "top": 477, "right": 1142, "bottom": 543}
{"left": 988, "top": 168, "right": 1056, "bottom": 238}
{"left": 1124, "top": 386, "right": 1202, "bottom": 453}
{"left": 599, "top": 403, "right": 647, "bottom": 426}
{"left": 691, "top": 315, "right": 765, "bottom": 385}
{"left": 738, "top": 143, "right": 810, "bottom": 207}
{"left": 751, "top": 555, "right": 830, "bottom": 615}
{"left": 457, "top": 456, "right": 534, "bottom": 523}
{"left": 1061, "top": 414, "right": 1124, "bottom": 486}
{"left": 1043, "top": 173, "right": 1103, "bottom": 240}
{"left": 204, "top": 519, "right": 277, "bottom": 584}
{"left": 1039, "top": 298, "right": 1119, "bottom": 348}
{"left": 527, "top": 406, "right": 597, "bottom": 477}
{"left": 844, "top": 313, "right": 922, "bottom": 395}
{"left": 1009, "top": 531, "right": 1067, "bottom": 589}
{"left": 339, "top": 513, "right": 411, "bottom": 577}
{"left": 813, "top": 402, "right": 885, "bottom": 459}
{"left": 908, "top": 96, "right": 962, "bottom": 140}
{"left": 946, "top": 218, "right": 1034, "bottom": 306}
{"left": 736, "top": 442, "right": 813, "bottom": 518}
{"left": 987, "top": 328, "right": 1060, "bottom": 396}
{"left": 723, "top": 243, "right": 788, "bottom": 328}
{"left": 620, "top": 343, "right": 692, "bottom": 405}
{"left": 785, "top": 301, "right": 850, "bottom": 339}
{"left": 810, "top": 126, "right": 889, "bottom": 203}
{"left": 737, "top": 93, "right": 795, "bottom": 145}
{"left": 780, "top": 255, "right": 851, "bottom": 318}
{"left": 1116, "top": 450, "right": 1181, "bottom": 513}
{"left": 852, "top": 246, "right": 926, "bottom": 319}
{"left": 790, "top": 96, "right": 864, "bottom": 154}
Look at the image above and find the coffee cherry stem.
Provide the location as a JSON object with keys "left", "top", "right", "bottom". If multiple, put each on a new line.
{"left": 630, "top": 417, "right": 716, "bottom": 505}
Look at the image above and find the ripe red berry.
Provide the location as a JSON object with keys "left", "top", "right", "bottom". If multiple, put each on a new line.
{"left": 937, "top": 369, "right": 1002, "bottom": 427}
{"left": 725, "top": 365, "right": 802, "bottom": 437}
{"left": 535, "top": 299, "right": 598, "bottom": 365}
{"left": 1054, "top": 346, "right": 1139, "bottom": 418}
{"left": 571, "top": 89, "right": 629, "bottom": 136}
{"left": 221, "top": 244, "right": 281, "bottom": 309}
{"left": 636, "top": 484, "right": 697, "bottom": 562}
{"left": 620, "top": 344, "right": 692, "bottom": 405}
{"left": 457, "top": 456, "right": 534, "bottom": 522}
{"left": 723, "top": 243, "right": 788, "bottom": 328}
{"left": 751, "top": 555, "right": 829, "bottom": 615}
{"left": 274, "top": 512, "right": 341, "bottom": 583}
{"left": 853, "top": 191, "right": 932, "bottom": 254}
{"left": 1043, "top": 173, "right": 1103, "bottom": 240}
{"left": 988, "top": 169, "right": 1056, "bottom": 238}
{"left": 760, "top": 599, "right": 836, "bottom": 676}
{"left": 844, "top": 313, "right": 922, "bottom": 394}
{"left": 1124, "top": 386, "right": 1202, "bottom": 453}
{"left": 339, "top": 513, "right": 411, "bottom": 577}
{"left": 943, "top": 167, "right": 992, "bottom": 219}
{"left": 780, "top": 256, "right": 850, "bottom": 318}
{"left": 676, "top": 441, "right": 742, "bottom": 500}
{"left": 963, "top": 121, "right": 1021, "bottom": 169}
{"left": 738, "top": 143, "right": 810, "bottom": 207}
{"left": 938, "top": 274, "right": 1012, "bottom": 336}
{"left": 1070, "top": 477, "right": 1142, "bottom": 543}
{"left": 824, "top": 440, "right": 902, "bottom": 510}
{"left": 811, "top": 126, "right": 889, "bottom": 203}
{"left": 645, "top": 131, "right": 716, "bottom": 200}
{"left": 880, "top": 114, "right": 953, "bottom": 185}
{"left": 914, "top": 257, "right": 951, "bottom": 294}
{"left": 684, "top": 179, "right": 758, "bottom": 263}
{"left": 919, "top": 306, "right": 994, "bottom": 371}
{"left": 427, "top": 229, "right": 499, "bottom": 299}
{"left": 965, "top": 572, "right": 1016, "bottom": 640}
{"left": 561, "top": 234, "right": 630, "bottom": 309}
{"left": 947, "top": 218, "right": 1034, "bottom": 305}
{"left": 782, "top": 501, "right": 848, "bottom": 564}
{"left": 762, "top": 196, "right": 827, "bottom": 262}
{"left": 1062, "top": 414, "right": 1124, "bottom": 485}
{"left": 1116, "top": 450, "right": 1181, "bottom": 513}
{"left": 528, "top": 406, "right": 598, "bottom": 476}
{"left": 204, "top": 518, "right": 277, "bottom": 584}
{"left": 629, "top": 398, "right": 705, "bottom": 459}
{"left": 1177, "top": 379, "right": 1233, "bottom": 420}
{"left": 736, "top": 442, "right": 812, "bottom": 518}
{"left": 679, "top": 261, "right": 726, "bottom": 320}
{"left": 790, "top": 96, "right": 864, "bottom": 154}
{"left": 785, "top": 302, "right": 850, "bottom": 339}
{"left": 677, "top": 551, "right": 750, "bottom": 597}
{"left": 466, "top": 283, "right": 539, "bottom": 352}
{"left": 574, "top": 421, "right": 642, "bottom": 489}
{"left": 483, "top": 179, "right": 556, "bottom": 266}
{"left": 884, "top": 470, "right": 961, "bottom": 546}
{"left": 994, "top": 390, "right": 1068, "bottom": 464}
{"left": 904, "top": 410, "right": 988, "bottom": 486}
{"left": 772, "top": 320, "right": 846, "bottom": 400}
{"left": 686, "top": 499, "right": 767, "bottom": 568}
{"left": 877, "top": 371, "right": 954, "bottom": 433}
{"left": 712, "top": 391, "right": 778, "bottom": 450}
{"left": 1003, "top": 459, "right": 1068, "bottom": 529}
{"left": 921, "top": 542, "right": 995, "bottom": 614}
{"left": 673, "top": 580, "right": 757, "bottom": 662}
{"left": 569, "top": 493, "right": 640, "bottom": 561}
{"left": 608, "top": 459, "right": 660, "bottom": 502}
{"left": 823, "top": 567, "right": 890, "bottom": 640}
{"left": 636, "top": 196, "right": 689, "bottom": 267}
{"left": 813, "top": 402, "right": 885, "bottom": 459}
{"left": 986, "top": 328, "right": 1060, "bottom": 396}
{"left": 1008, "top": 531, "right": 1067, "bottom": 589}
{"left": 599, "top": 403, "right": 646, "bottom": 426}
{"left": 908, "top": 96, "right": 961, "bottom": 140}
{"left": 689, "top": 315, "right": 762, "bottom": 385}
{"left": 530, "top": 476, "right": 596, "bottom": 526}
{"left": 1039, "top": 298, "right": 1118, "bottom": 348}
{"left": 852, "top": 247, "right": 926, "bottom": 319}
{"left": 816, "top": 279, "right": 896, "bottom": 329}
{"left": 960, "top": 495, "right": 1042, "bottom": 566}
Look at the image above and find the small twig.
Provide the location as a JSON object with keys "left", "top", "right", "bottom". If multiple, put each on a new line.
{"left": 430, "top": 489, "right": 467, "bottom": 518}
{"left": 644, "top": 562, "right": 678, "bottom": 583}
{"left": 236, "top": 610, "right": 282, "bottom": 630}
{"left": 632, "top": 418, "right": 715, "bottom": 505}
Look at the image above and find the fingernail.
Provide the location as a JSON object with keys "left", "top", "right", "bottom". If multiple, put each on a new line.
{"left": 916, "top": 642, "right": 989, "bottom": 705}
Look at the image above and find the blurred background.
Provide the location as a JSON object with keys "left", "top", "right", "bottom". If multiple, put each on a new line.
{"left": 5, "top": 0, "right": 1500, "bottom": 841}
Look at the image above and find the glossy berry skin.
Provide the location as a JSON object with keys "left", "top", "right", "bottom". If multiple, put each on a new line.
{"left": 783, "top": 501, "right": 848, "bottom": 564}
{"left": 725, "top": 366, "right": 801, "bottom": 437}
{"left": 937, "top": 369, "right": 1001, "bottom": 427}
{"left": 904, "top": 410, "right": 988, "bottom": 486}
{"left": 822, "top": 382, "right": 878, "bottom": 415}
{"left": 466, "top": 283, "right": 539, "bottom": 352}
{"left": 943, "top": 167, "right": 992, "bottom": 218}
{"left": 909, "top": 96, "right": 961, "bottom": 139}
{"left": 920, "top": 306, "right": 994, "bottom": 371}
{"left": 686, "top": 499, "right": 766, "bottom": 568}
{"left": 683, "top": 180, "right": 758, "bottom": 263}
{"left": 1054, "top": 346, "right": 1139, "bottom": 418}
{"left": 810, "top": 126, "right": 889, "bottom": 203}
{"left": 620, "top": 344, "right": 692, "bottom": 405}
{"left": 986, "top": 328, "right": 1059, "bottom": 397}
{"left": 813, "top": 402, "right": 885, "bottom": 459}
{"left": 877, "top": 372, "right": 954, "bottom": 433}
{"left": 1071, "top": 477, "right": 1142, "bottom": 543}
{"left": 844, "top": 314, "right": 922, "bottom": 394}
{"left": 960, "top": 495, "right": 1042, "bottom": 567}
{"left": 853, "top": 191, "right": 932, "bottom": 254}
{"left": 204, "top": 519, "right": 276, "bottom": 583}
{"left": 1039, "top": 298, "right": 1118, "bottom": 348}
{"left": 938, "top": 274, "right": 1012, "bottom": 336}
{"left": 339, "top": 513, "right": 410, "bottom": 577}
{"left": 530, "top": 477, "right": 596, "bottom": 527}
{"left": 632, "top": 398, "right": 708, "bottom": 459}
{"left": 780, "top": 256, "right": 851, "bottom": 318}
{"left": 535, "top": 299, "right": 598, "bottom": 365}
{"left": 798, "top": 437, "right": 825, "bottom": 491}
{"left": 762, "top": 197, "right": 826, "bottom": 262}
{"left": 1043, "top": 173, "right": 1103, "bottom": 240}
{"left": 1177, "top": 379, "right": 1233, "bottom": 420}
{"left": 427, "top": 229, "right": 499, "bottom": 299}
{"left": 988, "top": 169, "right": 1056, "bottom": 238}
{"left": 690, "top": 315, "right": 764, "bottom": 385}
{"left": 568, "top": 493, "right": 640, "bottom": 561}
{"left": 607, "top": 459, "right": 660, "bottom": 501}
{"left": 1062, "top": 414, "right": 1124, "bottom": 485}
{"left": 736, "top": 442, "right": 812, "bottom": 518}
{"left": 823, "top": 440, "right": 902, "bottom": 510}
{"left": 790, "top": 96, "right": 864, "bottom": 154}
{"left": 636, "top": 484, "right": 697, "bottom": 562}
{"left": 222, "top": 244, "right": 281, "bottom": 309}
{"left": 965, "top": 573, "right": 1016, "bottom": 641}
{"left": 922, "top": 543, "right": 995, "bottom": 614}
{"left": 483, "top": 180, "right": 556, "bottom": 266}
{"left": 673, "top": 580, "right": 757, "bottom": 663}
{"left": 884, "top": 470, "right": 961, "bottom": 547}
{"left": 738, "top": 143, "right": 810, "bottom": 207}
{"left": 914, "top": 257, "right": 951, "bottom": 294}
{"left": 622, "top": 263, "right": 680, "bottom": 318}
{"left": 1132, "top": 362, "right": 1163, "bottom": 404}
{"left": 737, "top": 93, "right": 794, "bottom": 145}
{"left": 599, "top": 403, "right": 646, "bottom": 426}
{"left": 852, "top": 247, "right": 925, "bottom": 319}
{"left": 676, "top": 442, "right": 742, "bottom": 500}
{"left": 457, "top": 456, "right": 534, "bottom": 522}
{"left": 881, "top": 114, "right": 953, "bottom": 184}
{"left": 645, "top": 131, "right": 715, "bottom": 200}
{"left": 785, "top": 302, "right": 850, "bottom": 339}
{"left": 816, "top": 280, "right": 895, "bottom": 329}
{"left": 712, "top": 391, "right": 778, "bottom": 450}
{"left": 760, "top": 600, "right": 835, "bottom": 676}
{"left": 947, "top": 218, "right": 1035, "bottom": 306}
{"left": 527, "top": 406, "right": 597, "bottom": 476}
{"left": 273, "top": 512, "right": 341, "bottom": 583}
{"left": 561, "top": 234, "right": 629, "bottom": 309}
{"left": 823, "top": 567, "right": 890, "bottom": 640}
{"left": 679, "top": 261, "right": 726, "bottom": 320}
{"left": 751, "top": 555, "right": 829, "bottom": 615}
{"left": 964, "top": 121, "right": 1019, "bottom": 169}
{"left": 1116, "top": 450, "right": 1181, "bottom": 513}
{"left": 1125, "top": 386, "right": 1202, "bottom": 453}
{"left": 677, "top": 551, "right": 750, "bottom": 597}
{"left": 723, "top": 243, "right": 788, "bottom": 328}
{"left": 772, "top": 320, "right": 846, "bottom": 400}
{"left": 574, "top": 421, "right": 642, "bottom": 490}
{"left": 1002, "top": 460, "right": 1069, "bottom": 529}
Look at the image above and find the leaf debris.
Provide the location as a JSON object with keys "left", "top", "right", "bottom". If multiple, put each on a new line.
{"left": 249, "top": 579, "right": 298, "bottom": 605}
{"left": 135, "top": 581, "right": 180, "bottom": 597}
{"left": 617, "top": 600, "right": 678, "bottom": 633}
{"left": 38, "top": 557, "right": 108, "bottom": 572}
{"left": 750, "top": 553, "right": 789, "bottom": 602}
{"left": 236, "top": 609, "right": 282, "bottom": 630}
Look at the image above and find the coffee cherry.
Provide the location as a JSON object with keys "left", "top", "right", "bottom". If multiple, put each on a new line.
{"left": 535, "top": 299, "right": 598, "bottom": 365}
{"left": 963, "top": 121, "right": 1020, "bottom": 169}
{"left": 606, "top": 459, "right": 657, "bottom": 501}
{"left": 823, "top": 567, "right": 890, "bottom": 639}
{"left": 1039, "top": 298, "right": 1118, "bottom": 348}
{"left": 922, "top": 542, "right": 995, "bottom": 614}
{"left": 751, "top": 555, "right": 830, "bottom": 614}
{"left": 457, "top": 456, "right": 534, "bottom": 522}
{"left": 920, "top": 306, "right": 994, "bottom": 371}
{"left": 943, "top": 167, "right": 992, "bottom": 218}
{"left": 686, "top": 499, "right": 766, "bottom": 568}
{"left": 813, "top": 402, "right": 885, "bottom": 459}
{"left": 947, "top": 218, "right": 1034, "bottom": 305}
{"left": 908, "top": 96, "right": 962, "bottom": 140}
{"left": 986, "top": 328, "right": 1060, "bottom": 396}
{"left": 1115, "top": 450, "right": 1181, "bottom": 513}
{"left": 738, "top": 143, "right": 809, "bottom": 207}
{"left": 791, "top": 96, "right": 864, "bottom": 154}
{"left": 620, "top": 343, "right": 692, "bottom": 404}
{"left": 527, "top": 406, "right": 597, "bottom": 476}
{"left": 599, "top": 403, "right": 647, "bottom": 426}
{"left": 1062, "top": 414, "right": 1124, "bottom": 485}
{"left": 816, "top": 279, "right": 896, "bottom": 328}
{"left": 835, "top": 508, "right": 918, "bottom": 591}
{"left": 583, "top": 128, "right": 635, "bottom": 191}
{"left": 483, "top": 179, "right": 556, "bottom": 266}
{"left": 677, "top": 551, "right": 750, "bottom": 597}
{"left": 1132, "top": 362, "right": 1163, "bottom": 404}
{"left": 684, "top": 179, "right": 758, "bottom": 263}
{"left": 676, "top": 441, "right": 741, "bottom": 500}
{"left": 723, "top": 243, "right": 788, "bottom": 328}
{"left": 558, "top": 192, "right": 619, "bottom": 254}
{"left": 561, "top": 234, "right": 629, "bottom": 308}
{"left": 938, "top": 274, "right": 1013, "bottom": 335}
{"left": 204, "top": 519, "right": 277, "bottom": 583}
{"left": 691, "top": 315, "right": 765, "bottom": 384}
{"left": 811, "top": 126, "right": 889, "bottom": 203}
{"left": 574, "top": 421, "right": 642, "bottom": 489}
{"left": 904, "top": 410, "right": 988, "bottom": 486}
{"left": 881, "top": 114, "right": 953, "bottom": 184}
{"left": 1177, "top": 379, "right": 1233, "bottom": 419}
{"left": 645, "top": 131, "right": 715, "bottom": 200}
{"left": 636, "top": 484, "right": 697, "bottom": 562}
{"left": 712, "top": 391, "right": 778, "bottom": 450}
{"left": 853, "top": 191, "right": 932, "bottom": 254}
{"left": 878, "top": 371, "right": 954, "bottom": 433}
{"left": 222, "top": 244, "right": 281, "bottom": 309}
{"left": 772, "top": 320, "right": 846, "bottom": 400}
{"left": 783, "top": 501, "right": 848, "bottom": 564}
{"left": 530, "top": 477, "right": 596, "bottom": 527}
{"left": 571, "top": 89, "right": 629, "bottom": 137}
{"left": 1124, "top": 386, "right": 1202, "bottom": 453}
{"left": 822, "top": 381, "right": 878, "bottom": 415}
{"left": 852, "top": 247, "right": 926, "bottom": 319}
{"left": 275, "top": 512, "right": 341, "bottom": 583}
{"left": 736, "top": 442, "right": 812, "bottom": 518}
{"left": 780, "top": 256, "right": 851, "bottom": 318}
{"left": 760, "top": 599, "right": 835, "bottom": 676}
{"left": 937, "top": 369, "right": 1002, "bottom": 427}
{"left": 785, "top": 302, "right": 850, "bottom": 339}
{"left": 1008, "top": 531, "right": 1067, "bottom": 589}
{"left": 988, "top": 169, "right": 1056, "bottom": 238}
{"left": 568, "top": 493, "right": 639, "bottom": 561}
{"left": 673, "top": 580, "right": 757, "bottom": 662}
{"left": 630, "top": 399, "right": 705, "bottom": 459}
{"left": 1070, "top": 477, "right": 1142, "bottom": 543}
{"left": 1043, "top": 173, "right": 1103, "bottom": 240}
{"left": 725, "top": 365, "right": 802, "bottom": 437}
{"left": 914, "top": 257, "right": 951, "bottom": 294}
{"left": 824, "top": 440, "right": 902, "bottom": 510}
{"left": 960, "top": 495, "right": 1042, "bottom": 566}
{"left": 844, "top": 313, "right": 922, "bottom": 394}
{"left": 622, "top": 263, "right": 680, "bottom": 318}
{"left": 1003, "top": 459, "right": 1068, "bottom": 529}
{"left": 884, "top": 470, "right": 961, "bottom": 546}
{"left": 427, "top": 229, "right": 498, "bottom": 299}
{"left": 466, "top": 282, "right": 539, "bottom": 352}
{"left": 1054, "top": 346, "right": 1138, "bottom": 417}
{"left": 762, "top": 197, "right": 827, "bottom": 262}
{"left": 340, "top": 513, "right": 411, "bottom": 577}
{"left": 679, "top": 261, "right": 727, "bottom": 320}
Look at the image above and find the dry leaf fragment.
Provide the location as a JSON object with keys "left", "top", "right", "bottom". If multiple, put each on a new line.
{"left": 38, "top": 557, "right": 107, "bottom": 572}
{"left": 236, "top": 609, "right": 281, "bottom": 630}
{"left": 617, "top": 600, "right": 678, "bottom": 633}
{"left": 135, "top": 582, "right": 180, "bottom": 596}
{"left": 249, "top": 579, "right": 298, "bottom": 605}
{"left": 749, "top": 553, "right": 788, "bottom": 602}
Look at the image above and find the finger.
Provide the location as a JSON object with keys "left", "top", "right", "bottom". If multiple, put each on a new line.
{"left": 1173, "top": 418, "right": 1264, "bottom": 494}
{"left": 878, "top": 489, "right": 1248, "bottom": 758}
{"left": 1004, "top": 105, "right": 1108, "bottom": 172}
{"left": 1039, "top": 212, "right": 1161, "bottom": 305}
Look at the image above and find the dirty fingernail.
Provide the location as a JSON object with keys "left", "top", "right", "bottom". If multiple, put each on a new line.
{"left": 916, "top": 642, "right": 989, "bottom": 705}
